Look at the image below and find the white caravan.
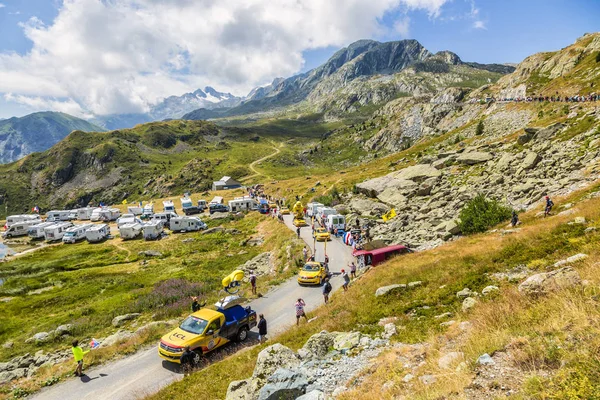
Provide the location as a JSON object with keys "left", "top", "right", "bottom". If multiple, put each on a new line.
{"left": 325, "top": 214, "right": 346, "bottom": 232}
{"left": 119, "top": 223, "right": 142, "bottom": 240}
{"left": 90, "top": 208, "right": 121, "bottom": 222}
{"left": 76, "top": 207, "right": 96, "bottom": 220}
{"left": 209, "top": 196, "right": 223, "bottom": 205}
{"left": 197, "top": 199, "right": 207, "bottom": 211}
{"left": 307, "top": 202, "right": 324, "bottom": 218}
{"left": 44, "top": 222, "right": 74, "bottom": 241}
{"left": 163, "top": 200, "right": 175, "bottom": 213}
{"left": 6, "top": 214, "right": 41, "bottom": 227}
{"left": 180, "top": 197, "right": 193, "bottom": 210}
{"left": 62, "top": 224, "right": 94, "bottom": 244}
{"left": 169, "top": 216, "right": 207, "bottom": 232}
{"left": 127, "top": 206, "right": 143, "bottom": 216}
{"left": 2, "top": 220, "right": 42, "bottom": 238}
{"left": 28, "top": 222, "right": 56, "bottom": 239}
{"left": 116, "top": 213, "right": 141, "bottom": 228}
{"left": 142, "top": 203, "right": 154, "bottom": 218}
{"left": 151, "top": 212, "right": 177, "bottom": 225}
{"left": 318, "top": 207, "right": 337, "bottom": 225}
{"left": 142, "top": 221, "right": 163, "bottom": 240}
{"left": 46, "top": 210, "right": 74, "bottom": 222}
{"left": 228, "top": 197, "right": 258, "bottom": 212}
{"left": 86, "top": 224, "right": 110, "bottom": 243}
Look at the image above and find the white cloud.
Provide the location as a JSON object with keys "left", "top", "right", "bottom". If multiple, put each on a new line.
{"left": 0, "top": 3, "right": 6, "bottom": 8}
{"left": 3, "top": 93, "right": 91, "bottom": 118}
{"left": 473, "top": 20, "right": 486, "bottom": 29}
{"left": 0, "top": 0, "right": 450, "bottom": 116}
{"left": 393, "top": 17, "right": 411, "bottom": 38}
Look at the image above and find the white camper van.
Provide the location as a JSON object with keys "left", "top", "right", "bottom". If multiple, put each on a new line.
{"left": 119, "top": 222, "right": 142, "bottom": 240}
{"left": 46, "top": 210, "right": 73, "bottom": 222}
{"left": 116, "top": 213, "right": 141, "bottom": 228}
{"left": 2, "top": 220, "right": 41, "bottom": 238}
{"left": 163, "top": 200, "right": 175, "bottom": 213}
{"left": 90, "top": 208, "right": 120, "bottom": 222}
{"left": 169, "top": 216, "right": 207, "bottom": 232}
{"left": 197, "top": 199, "right": 207, "bottom": 211}
{"left": 325, "top": 214, "right": 346, "bottom": 233}
{"left": 307, "top": 202, "right": 324, "bottom": 218}
{"left": 209, "top": 196, "right": 223, "bottom": 205}
{"left": 62, "top": 224, "right": 94, "bottom": 244}
{"left": 142, "top": 203, "right": 154, "bottom": 218}
{"left": 76, "top": 207, "right": 96, "bottom": 220}
{"left": 127, "top": 206, "right": 143, "bottom": 216}
{"left": 151, "top": 212, "right": 177, "bottom": 225}
{"left": 86, "top": 224, "right": 110, "bottom": 243}
{"left": 228, "top": 197, "right": 258, "bottom": 212}
{"left": 142, "top": 221, "right": 163, "bottom": 240}
{"left": 28, "top": 222, "right": 56, "bottom": 239}
{"left": 318, "top": 207, "right": 337, "bottom": 225}
{"left": 6, "top": 214, "right": 41, "bottom": 227}
{"left": 44, "top": 222, "right": 74, "bottom": 241}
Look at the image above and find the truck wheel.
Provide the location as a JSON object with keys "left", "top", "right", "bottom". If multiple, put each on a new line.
{"left": 192, "top": 350, "right": 201, "bottom": 365}
{"left": 236, "top": 326, "right": 248, "bottom": 342}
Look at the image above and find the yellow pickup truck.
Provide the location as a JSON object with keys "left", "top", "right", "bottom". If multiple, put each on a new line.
{"left": 158, "top": 296, "right": 257, "bottom": 363}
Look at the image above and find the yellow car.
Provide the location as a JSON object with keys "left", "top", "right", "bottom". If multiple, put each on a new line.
{"left": 280, "top": 208, "right": 290, "bottom": 215}
{"left": 158, "top": 298, "right": 257, "bottom": 363}
{"left": 313, "top": 227, "right": 331, "bottom": 241}
{"left": 293, "top": 218, "right": 307, "bottom": 227}
{"left": 268, "top": 203, "right": 277, "bottom": 210}
{"left": 297, "top": 261, "right": 328, "bottom": 286}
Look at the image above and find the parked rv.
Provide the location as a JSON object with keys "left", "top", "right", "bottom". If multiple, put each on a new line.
{"left": 2, "top": 220, "right": 42, "bottom": 238}
{"left": 44, "top": 222, "right": 74, "bottom": 242}
{"left": 142, "top": 221, "right": 164, "bottom": 240}
{"left": 62, "top": 224, "right": 94, "bottom": 244}
{"left": 325, "top": 214, "right": 346, "bottom": 233}
{"left": 6, "top": 214, "right": 41, "bottom": 227}
{"left": 76, "top": 207, "right": 96, "bottom": 220}
{"left": 197, "top": 199, "right": 207, "bottom": 211}
{"left": 116, "top": 213, "right": 141, "bottom": 228}
{"left": 163, "top": 200, "right": 175, "bottom": 213}
{"left": 28, "top": 222, "right": 56, "bottom": 239}
{"left": 119, "top": 222, "right": 142, "bottom": 240}
{"left": 169, "top": 216, "right": 207, "bottom": 232}
{"left": 90, "top": 208, "right": 121, "bottom": 222}
{"left": 228, "top": 197, "right": 258, "bottom": 212}
{"left": 180, "top": 197, "right": 200, "bottom": 215}
{"left": 86, "top": 224, "right": 110, "bottom": 243}
{"left": 209, "top": 196, "right": 223, "bottom": 205}
{"left": 151, "top": 212, "right": 178, "bottom": 225}
{"left": 142, "top": 203, "right": 154, "bottom": 220}
{"left": 46, "top": 210, "right": 75, "bottom": 222}
{"left": 127, "top": 206, "right": 144, "bottom": 216}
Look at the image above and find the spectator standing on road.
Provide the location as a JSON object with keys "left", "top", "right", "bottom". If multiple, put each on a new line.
{"left": 349, "top": 262, "right": 357, "bottom": 279}
{"left": 341, "top": 269, "right": 350, "bottom": 291}
{"left": 295, "top": 298, "right": 308, "bottom": 325}
{"left": 296, "top": 226, "right": 301, "bottom": 238}
{"left": 257, "top": 314, "right": 267, "bottom": 343}
{"left": 249, "top": 273, "right": 257, "bottom": 295}
{"left": 322, "top": 278, "right": 332, "bottom": 304}
{"left": 71, "top": 339, "right": 90, "bottom": 377}
{"left": 180, "top": 346, "right": 198, "bottom": 377}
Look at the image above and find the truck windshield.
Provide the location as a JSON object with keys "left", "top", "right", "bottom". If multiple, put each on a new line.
{"left": 179, "top": 316, "right": 208, "bottom": 335}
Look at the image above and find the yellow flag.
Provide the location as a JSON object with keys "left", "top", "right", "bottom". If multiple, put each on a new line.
{"left": 122, "top": 199, "right": 128, "bottom": 205}
{"left": 382, "top": 208, "right": 397, "bottom": 223}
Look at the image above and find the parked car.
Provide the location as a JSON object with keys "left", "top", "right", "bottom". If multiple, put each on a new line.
{"left": 209, "top": 204, "right": 230, "bottom": 214}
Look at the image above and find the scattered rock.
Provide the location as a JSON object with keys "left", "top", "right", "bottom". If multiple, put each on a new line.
{"left": 181, "top": 238, "right": 195, "bottom": 243}
{"left": 258, "top": 368, "right": 308, "bottom": 400}
{"left": 100, "top": 330, "right": 133, "bottom": 348}
{"left": 210, "top": 211, "right": 231, "bottom": 220}
{"left": 394, "top": 164, "right": 441, "bottom": 182}
{"left": 2, "top": 341, "right": 13, "bottom": 349}
{"left": 440, "top": 320, "right": 456, "bottom": 328}
{"left": 238, "top": 252, "right": 274, "bottom": 276}
{"left": 456, "top": 152, "right": 493, "bottom": 165}
{"left": 481, "top": 286, "right": 499, "bottom": 296}
{"left": 408, "top": 281, "right": 422, "bottom": 288}
{"left": 521, "top": 151, "right": 541, "bottom": 169}
{"left": 518, "top": 267, "right": 582, "bottom": 296}
{"left": 299, "top": 331, "right": 335, "bottom": 360}
{"left": 138, "top": 250, "right": 163, "bottom": 257}
{"left": 375, "top": 284, "right": 406, "bottom": 297}
{"left": 253, "top": 344, "right": 300, "bottom": 381}
{"left": 462, "top": 297, "right": 477, "bottom": 312}
{"left": 112, "top": 313, "right": 141, "bottom": 327}
{"left": 477, "top": 353, "right": 495, "bottom": 366}
{"left": 438, "top": 352, "right": 464, "bottom": 370}
{"left": 333, "top": 331, "right": 361, "bottom": 351}
{"left": 383, "top": 323, "right": 397, "bottom": 339}
{"left": 202, "top": 227, "right": 224, "bottom": 235}
{"left": 573, "top": 216, "right": 587, "bottom": 224}
{"left": 419, "top": 374, "right": 437, "bottom": 385}
{"left": 402, "top": 373, "right": 414, "bottom": 383}
{"left": 297, "top": 390, "right": 325, "bottom": 400}
{"left": 456, "top": 288, "right": 476, "bottom": 298}
{"left": 55, "top": 324, "right": 73, "bottom": 336}
{"left": 26, "top": 332, "right": 50, "bottom": 343}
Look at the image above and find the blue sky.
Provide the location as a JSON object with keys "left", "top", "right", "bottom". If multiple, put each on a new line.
{"left": 0, "top": 0, "right": 599, "bottom": 119}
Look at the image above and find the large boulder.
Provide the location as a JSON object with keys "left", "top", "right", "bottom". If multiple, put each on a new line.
{"left": 376, "top": 189, "right": 407, "bottom": 208}
{"left": 355, "top": 175, "right": 399, "bottom": 197}
{"left": 253, "top": 344, "right": 300, "bottom": 381}
{"left": 27, "top": 332, "right": 50, "bottom": 343}
{"left": 348, "top": 198, "right": 389, "bottom": 217}
{"left": 522, "top": 151, "right": 541, "bottom": 169}
{"left": 375, "top": 284, "right": 406, "bottom": 297}
{"left": 258, "top": 368, "right": 308, "bottom": 400}
{"left": 299, "top": 331, "right": 335, "bottom": 360}
{"left": 226, "top": 379, "right": 260, "bottom": 400}
{"left": 238, "top": 252, "right": 273, "bottom": 276}
{"left": 333, "top": 331, "right": 361, "bottom": 351}
{"left": 297, "top": 390, "right": 325, "bottom": 400}
{"left": 394, "top": 165, "right": 441, "bottom": 182}
{"left": 112, "top": 313, "right": 141, "bottom": 327}
{"left": 100, "top": 330, "right": 133, "bottom": 348}
{"left": 518, "top": 267, "right": 582, "bottom": 296}
{"left": 456, "top": 152, "right": 493, "bottom": 165}
{"left": 210, "top": 211, "right": 231, "bottom": 220}
{"left": 55, "top": 324, "right": 73, "bottom": 336}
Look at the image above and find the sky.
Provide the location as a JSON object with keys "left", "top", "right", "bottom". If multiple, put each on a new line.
{"left": 0, "top": 0, "right": 598, "bottom": 119}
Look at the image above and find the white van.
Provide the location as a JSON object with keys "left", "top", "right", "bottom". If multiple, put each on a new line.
{"left": 44, "top": 222, "right": 74, "bottom": 241}
{"left": 325, "top": 214, "right": 346, "bottom": 233}
{"left": 142, "top": 221, "right": 163, "bottom": 240}
{"left": 6, "top": 214, "right": 41, "bottom": 227}
{"left": 116, "top": 213, "right": 141, "bottom": 228}
{"left": 46, "top": 210, "right": 73, "bottom": 222}
{"left": 169, "top": 216, "right": 207, "bottom": 232}
{"left": 3, "top": 220, "right": 42, "bottom": 238}
{"left": 228, "top": 197, "right": 258, "bottom": 212}
{"left": 163, "top": 200, "right": 175, "bottom": 213}
{"left": 90, "top": 207, "right": 121, "bottom": 222}
{"left": 127, "top": 206, "right": 143, "bottom": 216}
{"left": 307, "top": 202, "right": 324, "bottom": 218}
{"left": 62, "top": 224, "right": 94, "bottom": 244}
{"left": 28, "top": 222, "right": 56, "bottom": 239}
{"left": 151, "top": 212, "right": 177, "bottom": 225}
{"left": 119, "top": 222, "right": 142, "bottom": 240}
{"left": 86, "top": 224, "right": 110, "bottom": 243}
{"left": 142, "top": 203, "right": 154, "bottom": 218}
{"left": 89, "top": 208, "right": 103, "bottom": 222}
{"left": 319, "top": 207, "right": 337, "bottom": 225}
{"left": 197, "top": 199, "right": 207, "bottom": 211}
{"left": 76, "top": 207, "right": 96, "bottom": 220}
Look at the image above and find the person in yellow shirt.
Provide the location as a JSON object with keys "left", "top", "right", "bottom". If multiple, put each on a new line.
{"left": 71, "top": 340, "right": 90, "bottom": 377}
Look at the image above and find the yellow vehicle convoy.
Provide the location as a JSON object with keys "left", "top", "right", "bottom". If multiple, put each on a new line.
{"left": 158, "top": 296, "right": 257, "bottom": 363}
{"left": 280, "top": 207, "right": 290, "bottom": 215}
{"left": 292, "top": 201, "right": 306, "bottom": 227}
{"left": 297, "top": 261, "right": 328, "bottom": 286}
{"left": 313, "top": 227, "right": 331, "bottom": 241}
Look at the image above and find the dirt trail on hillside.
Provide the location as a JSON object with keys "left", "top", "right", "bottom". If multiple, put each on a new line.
{"left": 243, "top": 142, "right": 282, "bottom": 182}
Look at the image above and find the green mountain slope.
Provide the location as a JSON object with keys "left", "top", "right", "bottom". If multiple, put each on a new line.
{"left": 0, "top": 112, "right": 105, "bottom": 164}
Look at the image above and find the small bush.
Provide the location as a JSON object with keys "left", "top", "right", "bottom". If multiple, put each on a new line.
{"left": 475, "top": 120, "right": 484, "bottom": 136}
{"left": 596, "top": 52, "right": 600, "bottom": 63}
{"left": 458, "top": 194, "right": 512, "bottom": 234}
{"left": 133, "top": 278, "right": 205, "bottom": 319}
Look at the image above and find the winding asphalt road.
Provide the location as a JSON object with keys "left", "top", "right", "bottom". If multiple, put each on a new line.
{"left": 33, "top": 215, "right": 353, "bottom": 400}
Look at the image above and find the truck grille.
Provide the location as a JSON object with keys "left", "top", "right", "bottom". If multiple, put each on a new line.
{"left": 159, "top": 342, "right": 182, "bottom": 353}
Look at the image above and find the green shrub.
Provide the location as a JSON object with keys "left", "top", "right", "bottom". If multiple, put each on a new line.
{"left": 596, "top": 52, "right": 600, "bottom": 63}
{"left": 475, "top": 120, "right": 484, "bottom": 136}
{"left": 458, "top": 194, "right": 512, "bottom": 234}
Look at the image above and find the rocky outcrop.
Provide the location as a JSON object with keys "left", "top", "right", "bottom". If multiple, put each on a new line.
{"left": 518, "top": 267, "right": 582, "bottom": 296}
{"left": 238, "top": 252, "right": 274, "bottom": 276}
{"left": 112, "top": 313, "right": 141, "bottom": 327}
